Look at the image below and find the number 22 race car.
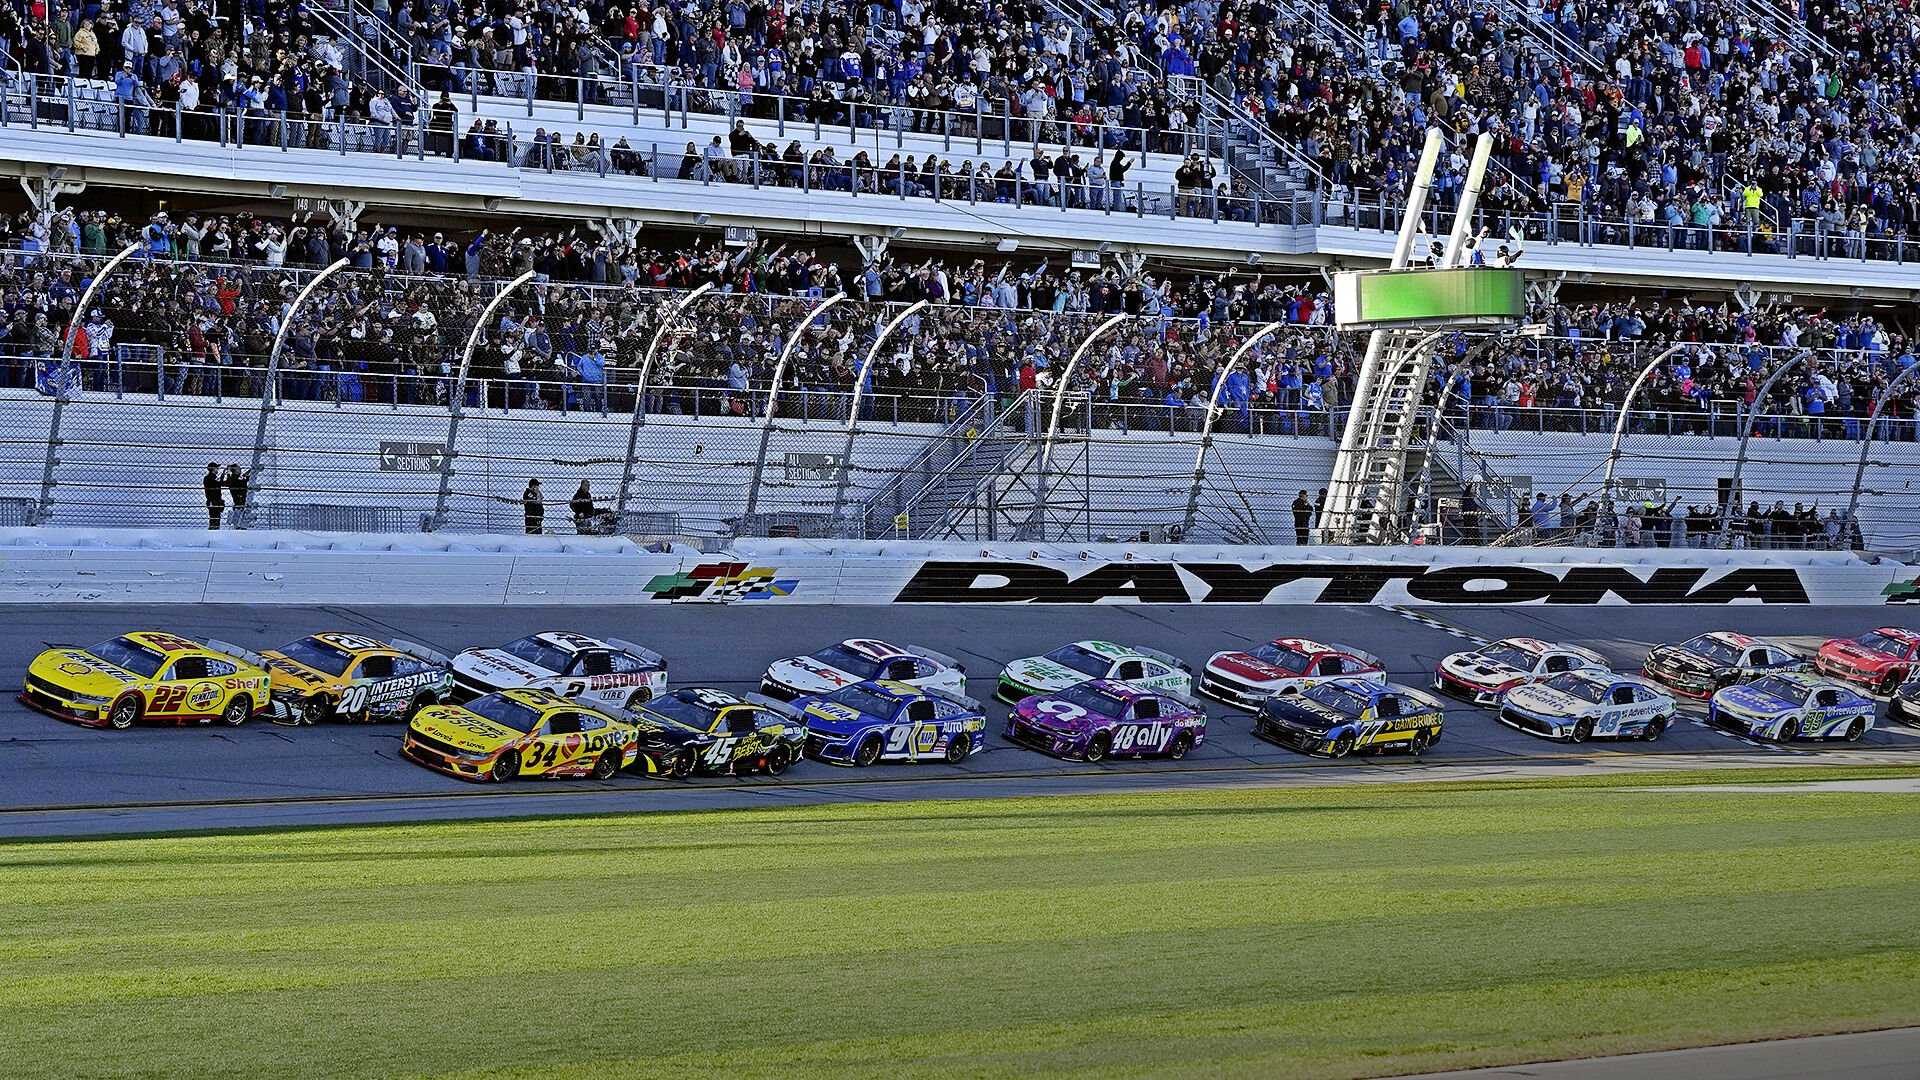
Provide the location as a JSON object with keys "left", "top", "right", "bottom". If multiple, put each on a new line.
{"left": 21, "top": 631, "right": 271, "bottom": 730}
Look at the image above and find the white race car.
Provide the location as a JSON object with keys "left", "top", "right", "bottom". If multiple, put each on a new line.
{"left": 1496, "top": 669, "right": 1677, "bottom": 742}
{"left": 995, "top": 640, "right": 1192, "bottom": 704}
{"left": 450, "top": 631, "right": 667, "bottom": 711}
{"left": 760, "top": 638, "right": 965, "bottom": 700}
{"left": 1433, "top": 637, "right": 1609, "bottom": 705}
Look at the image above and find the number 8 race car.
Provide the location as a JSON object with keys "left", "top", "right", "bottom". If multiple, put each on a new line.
{"left": 21, "top": 631, "right": 272, "bottom": 729}
{"left": 260, "top": 632, "right": 454, "bottom": 725}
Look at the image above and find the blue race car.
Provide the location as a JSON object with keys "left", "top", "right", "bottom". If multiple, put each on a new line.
{"left": 793, "top": 679, "right": 989, "bottom": 766}
{"left": 1253, "top": 678, "right": 1445, "bottom": 758}
{"left": 1707, "top": 672, "right": 1875, "bottom": 743}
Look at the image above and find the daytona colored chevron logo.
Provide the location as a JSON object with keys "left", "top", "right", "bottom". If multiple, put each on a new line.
{"left": 644, "top": 562, "right": 799, "bottom": 602}
{"left": 1885, "top": 577, "right": 1920, "bottom": 605}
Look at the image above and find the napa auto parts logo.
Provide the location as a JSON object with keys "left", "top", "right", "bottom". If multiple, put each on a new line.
{"left": 892, "top": 561, "right": 1814, "bottom": 605}
{"left": 645, "top": 561, "right": 798, "bottom": 602}
{"left": 1887, "top": 576, "right": 1920, "bottom": 604}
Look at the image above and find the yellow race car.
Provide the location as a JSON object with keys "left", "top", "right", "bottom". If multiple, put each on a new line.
{"left": 20, "top": 631, "right": 272, "bottom": 730}
{"left": 402, "top": 688, "right": 640, "bottom": 783}
{"left": 260, "top": 632, "right": 454, "bottom": 725}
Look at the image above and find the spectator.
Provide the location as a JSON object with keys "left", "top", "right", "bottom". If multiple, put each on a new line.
{"left": 523, "top": 478, "right": 545, "bottom": 534}
{"left": 203, "top": 462, "right": 224, "bottom": 529}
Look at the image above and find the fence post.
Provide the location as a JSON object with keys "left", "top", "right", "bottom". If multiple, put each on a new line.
{"left": 33, "top": 243, "right": 145, "bottom": 525}
{"left": 615, "top": 282, "right": 714, "bottom": 520}
{"left": 245, "top": 259, "right": 350, "bottom": 528}
{"left": 430, "top": 270, "right": 537, "bottom": 531}
{"left": 1035, "top": 313, "right": 1130, "bottom": 541}
{"left": 832, "top": 300, "right": 928, "bottom": 527}
{"left": 1719, "top": 355, "right": 1810, "bottom": 547}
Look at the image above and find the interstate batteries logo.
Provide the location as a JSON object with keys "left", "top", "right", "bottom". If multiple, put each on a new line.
{"left": 644, "top": 562, "right": 799, "bottom": 602}
{"left": 1887, "top": 576, "right": 1920, "bottom": 604}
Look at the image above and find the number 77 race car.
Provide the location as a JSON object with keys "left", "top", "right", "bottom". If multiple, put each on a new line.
{"left": 788, "top": 680, "right": 988, "bottom": 766}
{"left": 21, "top": 631, "right": 272, "bottom": 729}
{"left": 260, "top": 632, "right": 453, "bottom": 725}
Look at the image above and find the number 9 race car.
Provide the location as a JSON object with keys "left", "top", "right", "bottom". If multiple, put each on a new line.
{"left": 1004, "top": 679, "right": 1208, "bottom": 762}
{"left": 995, "top": 640, "right": 1192, "bottom": 703}
{"left": 1432, "top": 637, "right": 1608, "bottom": 704}
{"left": 260, "top": 632, "right": 453, "bottom": 725}
{"left": 21, "top": 631, "right": 271, "bottom": 730}
{"left": 1707, "top": 673, "right": 1875, "bottom": 743}
{"left": 403, "top": 688, "right": 640, "bottom": 782}
{"left": 450, "top": 631, "right": 667, "bottom": 710}
{"left": 759, "top": 638, "right": 966, "bottom": 700}
{"left": 1496, "top": 670, "right": 1675, "bottom": 742}
{"left": 1252, "top": 679, "right": 1443, "bottom": 758}
{"left": 790, "top": 680, "right": 987, "bottom": 766}
{"left": 1198, "top": 637, "right": 1385, "bottom": 710}
{"left": 623, "top": 687, "right": 809, "bottom": 776}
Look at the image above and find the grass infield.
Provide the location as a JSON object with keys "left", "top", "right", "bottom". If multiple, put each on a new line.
{"left": 5, "top": 764, "right": 1920, "bottom": 1079}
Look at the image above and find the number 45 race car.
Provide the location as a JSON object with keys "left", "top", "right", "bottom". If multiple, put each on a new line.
{"left": 21, "top": 631, "right": 272, "bottom": 730}
{"left": 260, "top": 632, "right": 453, "bottom": 725}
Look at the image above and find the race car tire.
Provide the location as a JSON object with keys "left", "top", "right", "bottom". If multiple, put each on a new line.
{"left": 221, "top": 698, "right": 251, "bottom": 726}
{"left": 664, "top": 749, "right": 694, "bottom": 779}
{"left": 1844, "top": 717, "right": 1866, "bottom": 742}
{"left": 488, "top": 751, "right": 520, "bottom": 783}
{"left": 1570, "top": 718, "right": 1594, "bottom": 744}
{"left": 1166, "top": 731, "right": 1193, "bottom": 760}
{"left": 1408, "top": 728, "right": 1432, "bottom": 755}
{"left": 765, "top": 743, "right": 793, "bottom": 775}
{"left": 107, "top": 695, "right": 141, "bottom": 730}
{"left": 1327, "top": 733, "right": 1355, "bottom": 759}
{"left": 1777, "top": 716, "right": 1802, "bottom": 743}
{"left": 401, "top": 694, "right": 433, "bottom": 724}
{"left": 300, "top": 694, "right": 331, "bottom": 725}
{"left": 1083, "top": 733, "right": 1112, "bottom": 763}
{"left": 1879, "top": 671, "right": 1906, "bottom": 696}
{"left": 1643, "top": 714, "right": 1668, "bottom": 741}
{"left": 590, "top": 750, "right": 620, "bottom": 781}
{"left": 852, "top": 736, "right": 883, "bottom": 768}
{"left": 626, "top": 688, "right": 653, "bottom": 709}
{"left": 944, "top": 732, "right": 971, "bottom": 764}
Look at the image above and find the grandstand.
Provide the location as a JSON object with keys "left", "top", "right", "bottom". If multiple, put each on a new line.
{"left": 0, "top": 0, "right": 1916, "bottom": 554}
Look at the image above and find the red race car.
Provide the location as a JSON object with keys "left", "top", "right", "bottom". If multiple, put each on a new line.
{"left": 1814, "top": 627, "right": 1920, "bottom": 694}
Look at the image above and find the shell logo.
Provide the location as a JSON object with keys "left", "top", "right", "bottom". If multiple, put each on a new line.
{"left": 58, "top": 662, "right": 93, "bottom": 677}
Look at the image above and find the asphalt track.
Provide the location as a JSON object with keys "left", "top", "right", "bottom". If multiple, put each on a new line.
{"left": 4, "top": 603, "right": 1918, "bottom": 837}
{"left": 1401, "top": 1026, "right": 1920, "bottom": 1079}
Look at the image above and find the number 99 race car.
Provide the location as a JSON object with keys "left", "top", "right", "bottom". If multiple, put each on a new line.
{"left": 759, "top": 638, "right": 966, "bottom": 700}
{"left": 792, "top": 680, "right": 987, "bottom": 766}
{"left": 1640, "top": 631, "right": 1806, "bottom": 698}
{"left": 1707, "top": 673, "right": 1875, "bottom": 743}
{"left": 1432, "top": 637, "right": 1608, "bottom": 704}
{"left": 260, "top": 632, "right": 453, "bottom": 725}
{"left": 1004, "top": 679, "right": 1207, "bottom": 762}
{"left": 1496, "top": 670, "right": 1675, "bottom": 743}
{"left": 1252, "top": 679, "right": 1443, "bottom": 758}
{"left": 403, "top": 688, "right": 639, "bottom": 782}
{"left": 21, "top": 631, "right": 271, "bottom": 730}
{"left": 450, "top": 632, "right": 667, "bottom": 710}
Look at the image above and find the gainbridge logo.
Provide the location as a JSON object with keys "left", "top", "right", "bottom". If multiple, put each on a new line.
{"left": 1885, "top": 576, "right": 1920, "bottom": 605}
{"left": 644, "top": 562, "right": 799, "bottom": 602}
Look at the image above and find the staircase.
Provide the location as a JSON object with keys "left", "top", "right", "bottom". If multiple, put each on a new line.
{"left": 310, "top": 0, "right": 423, "bottom": 99}
{"left": 854, "top": 393, "right": 1033, "bottom": 539}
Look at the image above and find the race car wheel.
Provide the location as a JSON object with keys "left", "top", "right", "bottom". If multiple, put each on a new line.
{"left": 488, "top": 751, "right": 520, "bottom": 783}
{"left": 107, "top": 696, "right": 141, "bottom": 730}
{"left": 1083, "top": 733, "right": 1111, "bottom": 763}
{"left": 221, "top": 699, "right": 251, "bottom": 726}
{"left": 765, "top": 743, "right": 793, "bottom": 775}
{"left": 590, "top": 750, "right": 620, "bottom": 781}
{"left": 1844, "top": 717, "right": 1866, "bottom": 743}
{"left": 1777, "top": 716, "right": 1802, "bottom": 743}
{"left": 401, "top": 694, "right": 433, "bottom": 724}
{"left": 626, "top": 688, "right": 653, "bottom": 709}
{"left": 1327, "top": 733, "right": 1355, "bottom": 759}
{"left": 1569, "top": 718, "right": 1594, "bottom": 744}
{"left": 853, "top": 736, "right": 883, "bottom": 767}
{"left": 663, "top": 749, "right": 694, "bottom": 779}
{"left": 944, "top": 732, "right": 971, "bottom": 764}
{"left": 1166, "top": 732, "right": 1193, "bottom": 760}
{"left": 1879, "top": 671, "right": 1906, "bottom": 696}
{"left": 1643, "top": 715, "right": 1668, "bottom": 742}
{"left": 1408, "top": 728, "right": 1431, "bottom": 755}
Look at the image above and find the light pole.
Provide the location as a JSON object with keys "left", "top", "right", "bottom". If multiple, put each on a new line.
{"left": 33, "top": 243, "right": 142, "bottom": 525}
{"left": 429, "top": 269, "right": 537, "bottom": 531}
{"left": 1034, "top": 312, "right": 1131, "bottom": 540}
{"left": 1600, "top": 342, "right": 1694, "bottom": 510}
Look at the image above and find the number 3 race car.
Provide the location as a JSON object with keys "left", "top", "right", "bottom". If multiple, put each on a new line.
{"left": 450, "top": 632, "right": 667, "bottom": 709}
{"left": 623, "top": 687, "right": 810, "bottom": 776}
{"left": 1252, "top": 679, "right": 1443, "bottom": 758}
{"left": 1198, "top": 637, "right": 1386, "bottom": 710}
{"left": 21, "top": 631, "right": 271, "bottom": 729}
{"left": 1004, "top": 680, "right": 1208, "bottom": 762}
{"left": 759, "top": 638, "right": 966, "bottom": 700}
{"left": 1432, "top": 637, "right": 1609, "bottom": 705}
{"left": 995, "top": 640, "right": 1192, "bottom": 703}
{"left": 790, "top": 680, "right": 987, "bottom": 766}
{"left": 1707, "top": 673, "right": 1876, "bottom": 743}
{"left": 1496, "top": 670, "right": 1676, "bottom": 742}
{"left": 403, "top": 688, "right": 640, "bottom": 782}
{"left": 1640, "top": 631, "right": 1807, "bottom": 698}
{"left": 1814, "top": 627, "right": 1920, "bottom": 695}
{"left": 259, "top": 632, "right": 453, "bottom": 725}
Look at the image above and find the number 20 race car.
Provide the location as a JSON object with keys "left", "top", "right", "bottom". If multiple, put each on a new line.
{"left": 790, "top": 680, "right": 987, "bottom": 766}
{"left": 1004, "top": 679, "right": 1208, "bottom": 762}
{"left": 260, "top": 632, "right": 453, "bottom": 725}
{"left": 450, "top": 632, "right": 667, "bottom": 709}
{"left": 403, "top": 688, "right": 640, "bottom": 782}
{"left": 21, "top": 631, "right": 272, "bottom": 730}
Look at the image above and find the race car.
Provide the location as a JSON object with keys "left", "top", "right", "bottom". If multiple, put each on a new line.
{"left": 995, "top": 640, "right": 1191, "bottom": 704}
{"left": 450, "top": 631, "right": 667, "bottom": 709}
{"left": 1198, "top": 637, "right": 1386, "bottom": 709}
{"left": 1814, "top": 627, "right": 1920, "bottom": 694}
{"left": 402, "top": 688, "right": 640, "bottom": 782}
{"left": 1707, "top": 673, "right": 1876, "bottom": 743}
{"left": 20, "top": 631, "right": 272, "bottom": 730}
{"left": 1252, "top": 679, "right": 1443, "bottom": 758}
{"left": 1004, "top": 679, "right": 1207, "bottom": 762}
{"left": 260, "top": 632, "right": 453, "bottom": 725}
{"left": 1887, "top": 674, "right": 1920, "bottom": 725}
{"left": 1497, "top": 670, "right": 1676, "bottom": 742}
{"left": 793, "top": 680, "right": 987, "bottom": 766}
{"left": 624, "top": 687, "right": 808, "bottom": 775}
{"left": 1432, "top": 637, "right": 1608, "bottom": 704}
{"left": 760, "top": 638, "right": 965, "bottom": 700}
{"left": 1641, "top": 631, "right": 1807, "bottom": 698}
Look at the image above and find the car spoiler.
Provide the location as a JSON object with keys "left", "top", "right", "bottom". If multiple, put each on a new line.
{"left": 1134, "top": 645, "right": 1191, "bottom": 673}
{"left": 604, "top": 637, "right": 667, "bottom": 670}
{"left": 1164, "top": 689, "right": 1211, "bottom": 717}
{"left": 391, "top": 639, "right": 454, "bottom": 668}
{"left": 923, "top": 687, "right": 985, "bottom": 713}
{"left": 205, "top": 638, "right": 273, "bottom": 672}
{"left": 745, "top": 693, "right": 804, "bottom": 720}
{"left": 905, "top": 643, "right": 963, "bottom": 671}
{"left": 1332, "top": 643, "right": 1386, "bottom": 671}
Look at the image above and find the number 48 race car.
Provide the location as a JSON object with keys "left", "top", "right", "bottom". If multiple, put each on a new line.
{"left": 1005, "top": 680, "right": 1208, "bottom": 762}
{"left": 260, "top": 632, "right": 453, "bottom": 725}
{"left": 21, "top": 631, "right": 272, "bottom": 729}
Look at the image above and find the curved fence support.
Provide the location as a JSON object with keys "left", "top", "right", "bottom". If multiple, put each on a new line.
{"left": 1718, "top": 354, "right": 1812, "bottom": 547}
{"left": 244, "top": 258, "right": 351, "bottom": 525}
{"left": 32, "top": 242, "right": 142, "bottom": 525}
{"left": 742, "top": 292, "right": 847, "bottom": 524}
{"left": 1034, "top": 312, "right": 1132, "bottom": 539}
{"left": 614, "top": 281, "right": 713, "bottom": 521}
{"left": 428, "top": 270, "right": 537, "bottom": 532}
{"left": 831, "top": 299, "right": 928, "bottom": 524}
{"left": 1600, "top": 342, "right": 1691, "bottom": 510}
{"left": 1843, "top": 363, "right": 1920, "bottom": 543}
{"left": 1181, "top": 321, "right": 1285, "bottom": 537}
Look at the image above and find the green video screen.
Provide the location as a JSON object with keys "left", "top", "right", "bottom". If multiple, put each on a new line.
{"left": 1338, "top": 269, "right": 1525, "bottom": 327}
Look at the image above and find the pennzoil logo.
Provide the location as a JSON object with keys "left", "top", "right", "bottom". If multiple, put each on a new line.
{"left": 644, "top": 562, "right": 799, "bottom": 602}
{"left": 1886, "top": 577, "right": 1920, "bottom": 605}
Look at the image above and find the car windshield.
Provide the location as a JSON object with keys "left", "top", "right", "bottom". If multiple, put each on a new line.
{"left": 87, "top": 637, "right": 168, "bottom": 678}
{"left": 820, "top": 685, "right": 901, "bottom": 718}
{"left": 645, "top": 690, "right": 729, "bottom": 730}
{"left": 1857, "top": 632, "right": 1911, "bottom": 656}
{"left": 496, "top": 636, "right": 574, "bottom": 674}
{"left": 1053, "top": 683, "right": 1130, "bottom": 718}
{"left": 276, "top": 636, "right": 356, "bottom": 677}
{"left": 1042, "top": 644, "right": 1113, "bottom": 678}
{"left": 1543, "top": 672, "right": 1608, "bottom": 703}
{"left": 810, "top": 644, "right": 887, "bottom": 680}
{"left": 1246, "top": 642, "right": 1313, "bottom": 674}
{"left": 1680, "top": 635, "right": 1743, "bottom": 665}
{"left": 1301, "top": 682, "right": 1370, "bottom": 715}
{"left": 464, "top": 695, "right": 541, "bottom": 733}
{"left": 1479, "top": 641, "right": 1544, "bottom": 668}
{"left": 1746, "top": 676, "right": 1803, "bottom": 702}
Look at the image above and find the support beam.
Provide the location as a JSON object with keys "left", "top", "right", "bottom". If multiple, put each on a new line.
{"left": 831, "top": 299, "right": 930, "bottom": 524}
{"left": 430, "top": 270, "right": 538, "bottom": 531}
{"left": 32, "top": 242, "right": 142, "bottom": 525}
{"left": 19, "top": 176, "right": 86, "bottom": 215}
{"left": 592, "top": 217, "right": 642, "bottom": 247}
{"left": 851, "top": 235, "right": 890, "bottom": 266}
{"left": 245, "top": 258, "right": 352, "bottom": 527}
{"left": 1525, "top": 272, "right": 1564, "bottom": 308}
{"left": 615, "top": 282, "right": 714, "bottom": 520}
{"left": 319, "top": 199, "right": 366, "bottom": 233}
{"left": 742, "top": 292, "right": 848, "bottom": 522}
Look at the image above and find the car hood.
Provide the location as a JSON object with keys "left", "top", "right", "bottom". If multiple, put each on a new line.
{"left": 455, "top": 649, "right": 554, "bottom": 684}
{"left": 1209, "top": 651, "right": 1298, "bottom": 684}
{"left": 798, "top": 699, "right": 876, "bottom": 734}
{"left": 1263, "top": 696, "right": 1349, "bottom": 730}
{"left": 1503, "top": 685, "right": 1589, "bottom": 716}
{"left": 1004, "top": 657, "right": 1090, "bottom": 691}
{"left": 1647, "top": 645, "right": 1714, "bottom": 672}
{"left": 1012, "top": 697, "right": 1101, "bottom": 731}
{"left": 27, "top": 649, "right": 146, "bottom": 696}
{"left": 767, "top": 657, "right": 857, "bottom": 693}
{"left": 409, "top": 708, "right": 525, "bottom": 754}
{"left": 1713, "top": 686, "right": 1791, "bottom": 715}
{"left": 1439, "top": 652, "right": 1526, "bottom": 684}
{"left": 260, "top": 652, "right": 332, "bottom": 693}
{"left": 1821, "top": 641, "right": 1895, "bottom": 668}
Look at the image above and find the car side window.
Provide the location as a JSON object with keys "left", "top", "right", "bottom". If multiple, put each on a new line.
{"left": 391, "top": 657, "right": 428, "bottom": 676}
{"left": 885, "top": 659, "right": 918, "bottom": 681}
{"left": 1610, "top": 686, "right": 1635, "bottom": 706}
{"left": 726, "top": 711, "right": 760, "bottom": 736}
{"left": 546, "top": 712, "right": 584, "bottom": 736}
{"left": 906, "top": 699, "right": 936, "bottom": 723}
{"left": 358, "top": 654, "right": 395, "bottom": 679}
{"left": 1746, "top": 649, "right": 1770, "bottom": 667}
{"left": 1316, "top": 656, "right": 1343, "bottom": 676}
{"left": 577, "top": 713, "right": 607, "bottom": 732}
{"left": 578, "top": 652, "right": 614, "bottom": 676}
{"left": 204, "top": 659, "right": 237, "bottom": 678}
{"left": 1814, "top": 689, "right": 1838, "bottom": 708}
{"left": 1132, "top": 697, "right": 1161, "bottom": 720}
{"left": 169, "top": 657, "right": 211, "bottom": 680}
{"left": 1114, "top": 660, "right": 1144, "bottom": 680}
{"left": 1375, "top": 695, "right": 1400, "bottom": 718}
{"left": 915, "top": 658, "right": 942, "bottom": 678}
{"left": 1544, "top": 655, "right": 1572, "bottom": 673}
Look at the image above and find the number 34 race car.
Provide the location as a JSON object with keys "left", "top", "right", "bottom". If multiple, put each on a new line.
{"left": 402, "top": 688, "right": 641, "bottom": 782}
{"left": 21, "top": 631, "right": 271, "bottom": 730}
{"left": 260, "top": 632, "right": 453, "bottom": 725}
{"left": 1004, "top": 680, "right": 1208, "bottom": 762}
